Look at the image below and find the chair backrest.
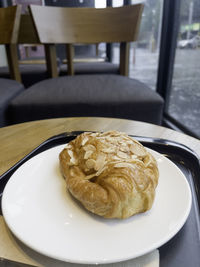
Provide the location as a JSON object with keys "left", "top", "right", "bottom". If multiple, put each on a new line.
{"left": 18, "top": 14, "right": 40, "bottom": 44}
{"left": 29, "top": 4, "right": 143, "bottom": 44}
{"left": 0, "top": 5, "right": 22, "bottom": 82}
{"left": 0, "top": 5, "right": 21, "bottom": 44}
{"left": 29, "top": 4, "right": 144, "bottom": 76}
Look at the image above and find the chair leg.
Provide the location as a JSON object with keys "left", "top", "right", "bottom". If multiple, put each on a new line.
{"left": 45, "top": 44, "right": 58, "bottom": 78}
{"left": 66, "top": 44, "right": 74, "bottom": 75}
{"left": 119, "top": 42, "right": 130, "bottom": 76}
{"left": 5, "top": 44, "right": 21, "bottom": 83}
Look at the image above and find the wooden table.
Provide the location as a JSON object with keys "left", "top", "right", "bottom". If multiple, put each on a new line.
{"left": 0, "top": 117, "right": 199, "bottom": 176}
{"left": 0, "top": 117, "right": 200, "bottom": 267}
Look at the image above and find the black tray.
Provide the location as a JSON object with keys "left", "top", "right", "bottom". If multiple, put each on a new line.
{"left": 0, "top": 131, "right": 200, "bottom": 267}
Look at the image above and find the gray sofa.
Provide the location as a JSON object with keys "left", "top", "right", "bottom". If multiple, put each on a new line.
{"left": 7, "top": 75, "right": 164, "bottom": 126}
{"left": 0, "top": 78, "right": 25, "bottom": 127}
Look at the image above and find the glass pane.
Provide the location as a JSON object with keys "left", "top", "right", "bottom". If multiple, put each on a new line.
{"left": 167, "top": 0, "right": 200, "bottom": 138}
{"left": 112, "top": 0, "right": 163, "bottom": 91}
{"left": 112, "top": 0, "right": 123, "bottom": 7}
{"left": 95, "top": 0, "right": 106, "bottom": 8}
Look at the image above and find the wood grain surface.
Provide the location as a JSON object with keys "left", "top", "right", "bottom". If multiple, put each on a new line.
{"left": 0, "top": 117, "right": 199, "bottom": 176}
{"left": 29, "top": 4, "right": 143, "bottom": 44}
{"left": 29, "top": 4, "right": 143, "bottom": 77}
{"left": 18, "top": 14, "right": 40, "bottom": 44}
{"left": 0, "top": 5, "right": 21, "bottom": 44}
{"left": 0, "top": 5, "right": 22, "bottom": 82}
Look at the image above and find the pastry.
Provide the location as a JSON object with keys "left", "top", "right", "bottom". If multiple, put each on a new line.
{"left": 59, "top": 131, "right": 159, "bottom": 219}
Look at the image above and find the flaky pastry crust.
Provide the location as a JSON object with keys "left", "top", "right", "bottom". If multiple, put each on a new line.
{"left": 59, "top": 131, "right": 159, "bottom": 219}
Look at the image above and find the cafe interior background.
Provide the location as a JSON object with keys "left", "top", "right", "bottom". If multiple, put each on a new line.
{"left": 0, "top": 0, "right": 200, "bottom": 139}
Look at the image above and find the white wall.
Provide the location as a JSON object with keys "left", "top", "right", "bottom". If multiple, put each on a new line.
{"left": 0, "top": 45, "right": 8, "bottom": 67}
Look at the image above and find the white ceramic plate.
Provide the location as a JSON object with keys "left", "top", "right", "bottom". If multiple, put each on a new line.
{"left": 2, "top": 145, "right": 192, "bottom": 264}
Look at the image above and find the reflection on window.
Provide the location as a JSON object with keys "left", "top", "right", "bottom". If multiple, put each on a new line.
{"left": 167, "top": 0, "right": 200, "bottom": 138}
{"left": 112, "top": 0, "right": 163, "bottom": 91}
{"left": 95, "top": 0, "right": 123, "bottom": 8}
{"left": 112, "top": 0, "right": 123, "bottom": 7}
{"left": 95, "top": 0, "right": 106, "bottom": 8}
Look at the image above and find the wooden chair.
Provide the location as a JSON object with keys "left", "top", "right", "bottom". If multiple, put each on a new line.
{"left": 8, "top": 4, "right": 164, "bottom": 126}
{"left": 29, "top": 4, "right": 143, "bottom": 77}
{"left": 0, "top": 5, "right": 22, "bottom": 82}
{"left": 59, "top": 44, "right": 120, "bottom": 76}
{"left": 0, "top": 6, "right": 25, "bottom": 127}
{"left": 0, "top": 7, "right": 60, "bottom": 88}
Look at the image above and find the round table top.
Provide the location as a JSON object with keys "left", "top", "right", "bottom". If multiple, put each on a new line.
{"left": 0, "top": 117, "right": 199, "bottom": 176}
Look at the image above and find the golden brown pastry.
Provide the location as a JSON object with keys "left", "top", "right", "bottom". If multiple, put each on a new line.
{"left": 59, "top": 131, "right": 159, "bottom": 219}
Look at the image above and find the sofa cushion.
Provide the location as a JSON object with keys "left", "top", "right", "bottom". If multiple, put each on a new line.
{"left": 60, "top": 62, "right": 119, "bottom": 75}
{"left": 8, "top": 74, "right": 164, "bottom": 125}
{"left": 0, "top": 78, "right": 24, "bottom": 127}
{"left": 0, "top": 60, "right": 60, "bottom": 88}
{"left": 0, "top": 64, "right": 49, "bottom": 88}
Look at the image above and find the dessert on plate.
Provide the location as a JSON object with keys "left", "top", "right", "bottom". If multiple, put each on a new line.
{"left": 59, "top": 131, "right": 159, "bottom": 219}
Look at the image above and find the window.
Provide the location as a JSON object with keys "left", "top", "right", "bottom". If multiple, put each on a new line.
{"left": 112, "top": 0, "right": 164, "bottom": 91}
{"left": 167, "top": 0, "right": 200, "bottom": 138}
